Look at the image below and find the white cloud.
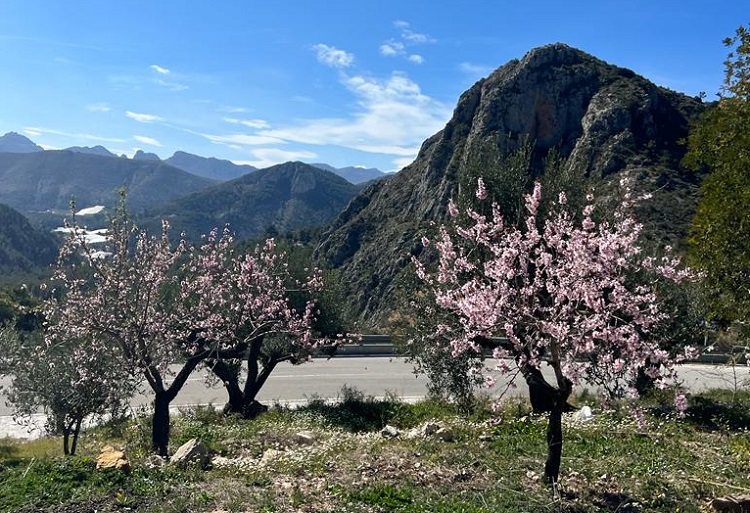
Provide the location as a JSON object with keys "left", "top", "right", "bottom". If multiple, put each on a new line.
{"left": 126, "top": 111, "right": 163, "bottom": 123}
{"left": 257, "top": 71, "right": 450, "bottom": 159}
{"left": 150, "top": 64, "right": 170, "bottom": 75}
{"left": 219, "top": 105, "right": 248, "bottom": 113}
{"left": 380, "top": 22, "right": 432, "bottom": 64}
{"left": 155, "top": 78, "right": 188, "bottom": 91}
{"left": 380, "top": 41, "right": 405, "bottom": 56}
{"left": 133, "top": 135, "right": 162, "bottom": 146}
{"left": 223, "top": 117, "right": 271, "bottom": 129}
{"left": 233, "top": 148, "right": 318, "bottom": 169}
{"left": 391, "top": 156, "right": 416, "bottom": 172}
{"left": 87, "top": 102, "right": 111, "bottom": 112}
{"left": 393, "top": 20, "right": 435, "bottom": 44}
{"left": 312, "top": 43, "right": 354, "bottom": 68}
{"left": 23, "top": 126, "right": 126, "bottom": 143}
{"left": 204, "top": 133, "right": 285, "bottom": 146}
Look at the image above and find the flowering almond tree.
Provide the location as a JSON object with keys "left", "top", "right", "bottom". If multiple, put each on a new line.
{"left": 413, "top": 179, "right": 693, "bottom": 484}
{"left": 46, "top": 206, "right": 324, "bottom": 456}
{"left": 173, "top": 228, "right": 326, "bottom": 418}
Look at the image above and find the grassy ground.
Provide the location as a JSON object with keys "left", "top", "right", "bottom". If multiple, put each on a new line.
{"left": 1, "top": 388, "right": 750, "bottom": 512}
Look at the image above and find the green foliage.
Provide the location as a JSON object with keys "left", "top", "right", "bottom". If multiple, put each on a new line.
{"left": 300, "top": 386, "right": 403, "bottom": 432}
{"left": 0, "top": 204, "right": 58, "bottom": 284}
{"left": 686, "top": 25, "right": 750, "bottom": 332}
{"left": 0, "top": 455, "right": 195, "bottom": 512}
{"left": 1, "top": 328, "right": 138, "bottom": 455}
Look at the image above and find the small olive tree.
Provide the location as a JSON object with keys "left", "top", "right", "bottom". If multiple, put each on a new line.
{"left": 0, "top": 328, "right": 137, "bottom": 455}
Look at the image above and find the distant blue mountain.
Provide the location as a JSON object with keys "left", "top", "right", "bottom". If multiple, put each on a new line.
{"left": 133, "top": 149, "right": 161, "bottom": 161}
{"left": 0, "top": 132, "right": 44, "bottom": 153}
{"left": 64, "top": 145, "right": 117, "bottom": 158}
{"left": 165, "top": 151, "right": 257, "bottom": 181}
{"left": 310, "top": 163, "right": 386, "bottom": 184}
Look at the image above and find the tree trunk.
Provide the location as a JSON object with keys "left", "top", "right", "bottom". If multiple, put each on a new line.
{"left": 152, "top": 392, "right": 171, "bottom": 457}
{"left": 145, "top": 353, "right": 206, "bottom": 457}
{"left": 519, "top": 363, "right": 572, "bottom": 484}
{"left": 544, "top": 400, "right": 565, "bottom": 484}
{"left": 63, "top": 427, "right": 70, "bottom": 456}
{"left": 208, "top": 337, "right": 294, "bottom": 420}
{"left": 242, "top": 339, "right": 282, "bottom": 419}
{"left": 208, "top": 359, "right": 244, "bottom": 415}
{"left": 70, "top": 417, "right": 82, "bottom": 456}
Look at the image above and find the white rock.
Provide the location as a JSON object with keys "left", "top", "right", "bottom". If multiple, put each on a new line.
{"left": 574, "top": 405, "right": 594, "bottom": 422}
{"left": 380, "top": 425, "right": 400, "bottom": 438}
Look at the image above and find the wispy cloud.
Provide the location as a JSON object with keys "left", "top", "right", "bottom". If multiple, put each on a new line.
{"left": 223, "top": 117, "right": 271, "bottom": 129}
{"left": 394, "top": 20, "right": 435, "bottom": 43}
{"left": 133, "top": 135, "right": 162, "bottom": 147}
{"left": 312, "top": 43, "right": 354, "bottom": 68}
{"left": 380, "top": 41, "right": 405, "bottom": 56}
{"left": 380, "top": 21, "right": 434, "bottom": 64}
{"left": 150, "top": 64, "right": 170, "bottom": 75}
{"left": 23, "top": 126, "right": 126, "bottom": 143}
{"left": 256, "top": 71, "right": 450, "bottom": 160}
{"left": 155, "top": 78, "right": 189, "bottom": 91}
{"left": 219, "top": 105, "right": 248, "bottom": 113}
{"left": 234, "top": 148, "right": 318, "bottom": 169}
{"left": 87, "top": 102, "right": 112, "bottom": 112}
{"left": 126, "top": 111, "right": 163, "bottom": 123}
{"left": 204, "top": 133, "right": 285, "bottom": 146}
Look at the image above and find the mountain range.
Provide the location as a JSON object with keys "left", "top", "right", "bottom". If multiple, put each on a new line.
{"left": 0, "top": 44, "right": 713, "bottom": 328}
{"left": 0, "top": 132, "right": 384, "bottom": 239}
{"left": 0, "top": 132, "right": 387, "bottom": 184}
{"left": 0, "top": 150, "right": 216, "bottom": 214}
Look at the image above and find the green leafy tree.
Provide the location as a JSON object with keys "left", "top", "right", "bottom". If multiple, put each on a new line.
{"left": 686, "top": 25, "right": 750, "bottom": 333}
{"left": 0, "top": 328, "right": 137, "bottom": 455}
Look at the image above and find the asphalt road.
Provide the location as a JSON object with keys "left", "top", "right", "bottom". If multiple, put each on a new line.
{"left": 2, "top": 357, "right": 749, "bottom": 438}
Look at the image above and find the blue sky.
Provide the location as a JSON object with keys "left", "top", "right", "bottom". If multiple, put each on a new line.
{"left": 0, "top": 1, "right": 745, "bottom": 172}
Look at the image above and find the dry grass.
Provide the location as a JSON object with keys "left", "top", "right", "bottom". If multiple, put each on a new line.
{"left": 1, "top": 390, "right": 750, "bottom": 512}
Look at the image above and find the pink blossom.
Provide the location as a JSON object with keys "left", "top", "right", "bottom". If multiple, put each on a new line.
{"left": 415, "top": 178, "right": 692, "bottom": 409}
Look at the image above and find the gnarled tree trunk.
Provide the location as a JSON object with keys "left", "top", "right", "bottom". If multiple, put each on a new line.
{"left": 209, "top": 337, "right": 292, "bottom": 419}
{"left": 519, "top": 362, "right": 573, "bottom": 484}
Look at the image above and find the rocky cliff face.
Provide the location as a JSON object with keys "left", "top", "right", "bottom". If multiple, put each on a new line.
{"left": 316, "top": 43, "right": 706, "bottom": 326}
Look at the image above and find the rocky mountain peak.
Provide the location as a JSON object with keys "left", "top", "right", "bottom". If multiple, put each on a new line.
{"left": 133, "top": 149, "right": 161, "bottom": 161}
{"left": 0, "top": 132, "right": 44, "bottom": 153}
{"left": 316, "top": 44, "right": 707, "bottom": 326}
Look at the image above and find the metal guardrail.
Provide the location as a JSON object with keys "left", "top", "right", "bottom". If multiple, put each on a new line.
{"left": 321, "top": 335, "right": 749, "bottom": 364}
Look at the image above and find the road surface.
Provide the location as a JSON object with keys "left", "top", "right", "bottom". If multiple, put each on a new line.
{"left": 2, "top": 357, "right": 749, "bottom": 438}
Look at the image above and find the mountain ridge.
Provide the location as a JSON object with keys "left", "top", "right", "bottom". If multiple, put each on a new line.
{"left": 0, "top": 150, "right": 217, "bottom": 214}
{"left": 315, "top": 43, "right": 707, "bottom": 326}
{"left": 0, "top": 132, "right": 43, "bottom": 153}
{"left": 144, "top": 161, "right": 360, "bottom": 240}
